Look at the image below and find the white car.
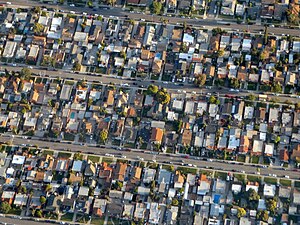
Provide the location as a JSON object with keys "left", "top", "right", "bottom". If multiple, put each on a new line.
{"left": 70, "top": 4, "right": 75, "bottom": 6}
{"left": 6, "top": 2, "right": 11, "bottom": 4}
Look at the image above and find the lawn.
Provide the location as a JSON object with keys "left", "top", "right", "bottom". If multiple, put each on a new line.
{"left": 234, "top": 173, "right": 246, "bottom": 182}
{"left": 140, "top": 143, "right": 147, "bottom": 149}
{"left": 64, "top": 133, "right": 75, "bottom": 141}
{"left": 61, "top": 213, "right": 74, "bottom": 222}
{"left": 214, "top": 171, "right": 227, "bottom": 180}
{"left": 199, "top": 170, "right": 213, "bottom": 176}
{"left": 102, "top": 157, "right": 114, "bottom": 164}
{"left": 117, "top": 159, "right": 129, "bottom": 164}
{"left": 91, "top": 216, "right": 105, "bottom": 225}
{"left": 251, "top": 156, "right": 260, "bottom": 164}
{"left": 57, "top": 152, "right": 72, "bottom": 158}
{"left": 150, "top": 74, "right": 159, "bottom": 80}
{"left": 264, "top": 177, "right": 277, "bottom": 185}
{"left": 280, "top": 179, "right": 292, "bottom": 187}
{"left": 148, "top": 162, "right": 158, "bottom": 169}
{"left": 295, "top": 181, "right": 300, "bottom": 188}
{"left": 237, "top": 155, "right": 246, "bottom": 163}
{"left": 9, "top": 208, "right": 22, "bottom": 215}
{"left": 177, "top": 166, "right": 197, "bottom": 175}
{"left": 247, "top": 175, "right": 262, "bottom": 183}
{"left": 87, "top": 155, "right": 100, "bottom": 163}
{"left": 162, "top": 164, "right": 175, "bottom": 172}
{"left": 77, "top": 214, "right": 90, "bottom": 223}
{"left": 123, "top": 142, "right": 135, "bottom": 148}
{"left": 42, "top": 150, "right": 54, "bottom": 156}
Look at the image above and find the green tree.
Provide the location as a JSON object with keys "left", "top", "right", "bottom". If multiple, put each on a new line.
{"left": 237, "top": 207, "right": 246, "bottom": 218}
{"left": 248, "top": 94, "right": 256, "bottom": 101}
{"left": 0, "top": 201, "right": 11, "bottom": 213}
{"left": 40, "top": 196, "right": 46, "bottom": 204}
{"left": 147, "top": 84, "right": 159, "bottom": 95}
{"left": 33, "top": 23, "right": 45, "bottom": 34}
{"left": 195, "top": 74, "right": 206, "bottom": 87}
{"left": 156, "top": 89, "right": 170, "bottom": 105}
{"left": 212, "top": 28, "right": 225, "bottom": 36}
{"left": 44, "top": 184, "right": 52, "bottom": 192}
{"left": 217, "top": 49, "right": 225, "bottom": 57}
{"left": 35, "top": 209, "right": 43, "bottom": 218}
{"left": 271, "top": 82, "right": 282, "bottom": 93}
{"left": 20, "top": 68, "right": 31, "bottom": 80}
{"left": 171, "top": 198, "right": 179, "bottom": 206}
{"left": 87, "top": 0, "right": 93, "bottom": 7}
{"left": 260, "top": 49, "right": 268, "bottom": 61}
{"left": 266, "top": 198, "right": 277, "bottom": 216}
{"left": 116, "top": 181, "right": 123, "bottom": 190}
{"left": 274, "top": 136, "right": 280, "bottom": 144}
{"left": 73, "top": 62, "right": 81, "bottom": 71}
{"left": 257, "top": 210, "right": 269, "bottom": 222}
{"left": 209, "top": 96, "right": 217, "bottom": 104}
{"left": 150, "top": 0, "right": 163, "bottom": 14}
{"left": 246, "top": 188, "right": 260, "bottom": 201}
{"left": 99, "top": 130, "right": 108, "bottom": 143}
{"left": 230, "top": 78, "right": 240, "bottom": 89}
{"left": 32, "top": 6, "right": 41, "bottom": 14}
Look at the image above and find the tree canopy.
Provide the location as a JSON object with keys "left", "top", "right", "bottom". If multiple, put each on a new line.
{"left": 246, "top": 188, "right": 260, "bottom": 201}
{"left": 156, "top": 89, "right": 171, "bottom": 105}
{"left": 40, "top": 196, "right": 47, "bottom": 204}
{"left": 147, "top": 84, "right": 159, "bottom": 95}
{"left": 0, "top": 201, "right": 11, "bottom": 213}
{"left": 33, "top": 23, "right": 44, "bottom": 35}
{"left": 150, "top": 1, "right": 163, "bottom": 14}
{"left": 99, "top": 130, "right": 108, "bottom": 143}
{"left": 20, "top": 68, "right": 32, "bottom": 80}
{"left": 237, "top": 207, "right": 246, "bottom": 218}
{"left": 271, "top": 82, "right": 282, "bottom": 93}
{"left": 195, "top": 74, "right": 206, "bottom": 87}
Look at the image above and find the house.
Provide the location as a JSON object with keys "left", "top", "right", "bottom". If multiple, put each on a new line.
{"left": 197, "top": 174, "right": 211, "bottom": 195}
{"left": 252, "top": 140, "right": 264, "bottom": 155}
{"left": 1, "top": 191, "right": 15, "bottom": 205}
{"left": 93, "top": 199, "right": 107, "bottom": 217}
{"left": 239, "top": 136, "right": 250, "bottom": 153}
{"left": 263, "top": 184, "right": 276, "bottom": 197}
{"left": 143, "top": 168, "right": 156, "bottom": 184}
{"left": 113, "top": 162, "right": 127, "bottom": 181}
{"left": 279, "top": 148, "right": 289, "bottom": 162}
{"left": 134, "top": 203, "right": 146, "bottom": 220}
{"left": 221, "top": 0, "right": 237, "bottom": 15}
{"left": 151, "top": 127, "right": 164, "bottom": 144}
{"left": 269, "top": 108, "right": 279, "bottom": 123}
{"left": 291, "top": 144, "right": 300, "bottom": 160}
{"left": 27, "top": 45, "right": 39, "bottom": 62}
{"left": 2, "top": 41, "right": 17, "bottom": 58}
{"left": 149, "top": 203, "right": 161, "bottom": 224}
{"left": 181, "top": 129, "right": 192, "bottom": 146}
{"left": 14, "top": 194, "right": 28, "bottom": 207}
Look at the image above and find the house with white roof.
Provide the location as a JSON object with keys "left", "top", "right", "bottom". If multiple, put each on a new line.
{"left": 263, "top": 184, "right": 276, "bottom": 197}
{"left": 149, "top": 203, "right": 161, "bottom": 224}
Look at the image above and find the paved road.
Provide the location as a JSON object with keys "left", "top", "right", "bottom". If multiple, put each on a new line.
{"left": 0, "top": 216, "right": 49, "bottom": 225}
{"left": 1, "top": 64, "right": 299, "bottom": 104}
{"left": 1, "top": 136, "right": 299, "bottom": 179}
{"left": 8, "top": 0, "right": 300, "bottom": 37}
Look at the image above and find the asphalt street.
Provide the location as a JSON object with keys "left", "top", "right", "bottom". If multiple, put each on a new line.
{"left": 1, "top": 136, "right": 299, "bottom": 180}
{"left": 0, "top": 216, "right": 48, "bottom": 225}
{"left": 8, "top": 0, "right": 300, "bottom": 37}
{"left": 1, "top": 64, "right": 299, "bottom": 104}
